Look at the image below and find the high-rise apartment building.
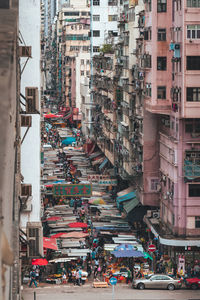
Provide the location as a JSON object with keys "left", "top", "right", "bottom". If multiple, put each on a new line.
{"left": 91, "top": 0, "right": 200, "bottom": 259}
{"left": 19, "top": 0, "right": 43, "bottom": 259}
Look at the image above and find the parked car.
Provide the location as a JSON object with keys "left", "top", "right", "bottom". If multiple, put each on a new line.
{"left": 184, "top": 277, "right": 200, "bottom": 290}
{"left": 132, "top": 274, "right": 181, "bottom": 290}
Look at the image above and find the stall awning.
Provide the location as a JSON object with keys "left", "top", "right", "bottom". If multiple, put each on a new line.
{"left": 92, "top": 156, "right": 104, "bottom": 166}
{"left": 117, "top": 186, "right": 135, "bottom": 197}
{"left": 99, "top": 158, "right": 109, "bottom": 170}
{"left": 117, "top": 191, "right": 136, "bottom": 203}
{"left": 123, "top": 198, "right": 139, "bottom": 214}
{"left": 43, "top": 237, "right": 58, "bottom": 250}
{"left": 89, "top": 151, "right": 101, "bottom": 159}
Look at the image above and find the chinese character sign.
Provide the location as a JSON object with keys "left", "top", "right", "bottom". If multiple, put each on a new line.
{"left": 53, "top": 184, "right": 92, "bottom": 197}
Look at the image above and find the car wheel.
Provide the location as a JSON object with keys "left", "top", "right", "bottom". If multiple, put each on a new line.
{"left": 138, "top": 283, "right": 145, "bottom": 290}
{"left": 191, "top": 284, "right": 198, "bottom": 290}
{"left": 167, "top": 284, "right": 175, "bottom": 291}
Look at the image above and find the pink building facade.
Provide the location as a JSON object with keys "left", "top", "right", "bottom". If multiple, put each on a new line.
{"left": 144, "top": 0, "right": 200, "bottom": 240}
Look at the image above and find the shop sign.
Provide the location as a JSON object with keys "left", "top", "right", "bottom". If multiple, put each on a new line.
{"left": 178, "top": 255, "right": 185, "bottom": 274}
{"left": 87, "top": 175, "right": 110, "bottom": 182}
{"left": 98, "top": 179, "right": 117, "bottom": 186}
{"left": 53, "top": 184, "right": 92, "bottom": 197}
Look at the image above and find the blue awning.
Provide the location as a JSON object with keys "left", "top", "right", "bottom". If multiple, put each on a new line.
{"left": 99, "top": 158, "right": 109, "bottom": 170}
{"left": 117, "top": 191, "right": 136, "bottom": 203}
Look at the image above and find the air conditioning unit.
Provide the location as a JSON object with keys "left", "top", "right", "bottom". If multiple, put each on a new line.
{"left": 19, "top": 46, "right": 32, "bottom": 57}
{"left": 25, "top": 87, "right": 39, "bottom": 114}
{"left": 27, "top": 222, "right": 43, "bottom": 257}
{"left": 21, "top": 115, "right": 32, "bottom": 127}
{"left": 20, "top": 196, "right": 32, "bottom": 212}
{"left": 21, "top": 184, "right": 32, "bottom": 197}
{"left": 152, "top": 211, "right": 160, "bottom": 219}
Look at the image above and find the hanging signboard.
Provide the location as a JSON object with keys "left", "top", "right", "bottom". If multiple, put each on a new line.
{"left": 53, "top": 184, "right": 92, "bottom": 197}
{"left": 87, "top": 175, "right": 110, "bottom": 182}
{"left": 98, "top": 179, "right": 117, "bottom": 186}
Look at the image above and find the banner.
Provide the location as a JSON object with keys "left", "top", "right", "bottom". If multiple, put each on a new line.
{"left": 98, "top": 179, "right": 117, "bottom": 186}
{"left": 87, "top": 175, "right": 110, "bottom": 182}
{"left": 53, "top": 184, "right": 92, "bottom": 197}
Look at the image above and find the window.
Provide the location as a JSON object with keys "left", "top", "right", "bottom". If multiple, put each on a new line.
{"left": 108, "top": 30, "right": 118, "bottom": 37}
{"left": 93, "top": 0, "right": 100, "bottom": 5}
{"left": 185, "top": 119, "right": 200, "bottom": 133}
{"left": 81, "top": 71, "right": 84, "bottom": 76}
{"left": 187, "top": 87, "right": 200, "bottom": 101}
{"left": 81, "top": 59, "right": 84, "bottom": 65}
{"left": 187, "top": 0, "right": 200, "bottom": 7}
{"left": 158, "top": 28, "right": 166, "bottom": 41}
{"left": 187, "top": 56, "right": 200, "bottom": 70}
{"left": 93, "top": 14, "right": 100, "bottom": 21}
{"left": 157, "top": 86, "right": 166, "bottom": 99}
{"left": 157, "top": 57, "right": 167, "bottom": 70}
{"left": 83, "top": 46, "right": 90, "bottom": 52}
{"left": 108, "top": 0, "right": 118, "bottom": 5}
{"left": 93, "top": 46, "right": 100, "bottom": 52}
{"left": 108, "top": 15, "right": 118, "bottom": 21}
{"left": 144, "top": 28, "right": 152, "bottom": 40}
{"left": 150, "top": 178, "right": 159, "bottom": 191}
{"left": 64, "top": 11, "right": 79, "bottom": 16}
{"left": 195, "top": 216, "right": 200, "bottom": 228}
{"left": 187, "top": 25, "right": 200, "bottom": 39}
{"left": 142, "top": 54, "right": 151, "bottom": 68}
{"left": 86, "top": 59, "right": 90, "bottom": 65}
{"left": 157, "top": 0, "right": 167, "bottom": 12}
{"left": 93, "top": 30, "right": 100, "bottom": 37}
{"left": 86, "top": 71, "right": 90, "bottom": 76}
{"left": 146, "top": 0, "right": 152, "bottom": 11}
{"left": 189, "top": 184, "right": 200, "bottom": 197}
{"left": 81, "top": 11, "right": 87, "bottom": 16}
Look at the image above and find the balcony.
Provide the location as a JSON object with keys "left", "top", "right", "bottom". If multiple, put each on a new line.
{"left": 145, "top": 100, "right": 171, "bottom": 115}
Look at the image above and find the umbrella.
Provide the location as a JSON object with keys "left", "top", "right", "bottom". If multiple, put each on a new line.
{"left": 112, "top": 250, "right": 145, "bottom": 258}
{"left": 32, "top": 258, "right": 48, "bottom": 266}
{"left": 114, "top": 244, "right": 134, "bottom": 251}
{"left": 67, "top": 222, "right": 88, "bottom": 228}
{"left": 88, "top": 198, "right": 106, "bottom": 205}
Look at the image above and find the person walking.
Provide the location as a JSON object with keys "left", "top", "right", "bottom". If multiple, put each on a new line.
{"left": 29, "top": 270, "right": 37, "bottom": 288}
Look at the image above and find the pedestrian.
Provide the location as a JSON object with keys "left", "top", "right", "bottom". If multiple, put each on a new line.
{"left": 94, "top": 265, "right": 98, "bottom": 279}
{"left": 75, "top": 269, "right": 81, "bottom": 286}
{"left": 29, "top": 270, "right": 37, "bottom": 288}
{"left": 126, "top": 268, "right": 131, "bottom": 284}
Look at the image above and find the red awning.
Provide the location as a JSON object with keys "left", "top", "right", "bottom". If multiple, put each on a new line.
{"left": 45, "top": 184, "right": 53, "bottom": 188}
{"left": 67, "top": 222, "right": 88, "bottom": 228}
{"left": 46, "top": 216, "right": 62, "bottom": 222}
{"left": 51, "top": 232, "right": 89, "bottom": 239}
{"left": 44, "top": 113, "right": 59, "bottom": 119}
{"left": 43, "top": 237, "right": 58, "bottom": 250}
{"left": 32, "top": 258, "right": 48, "bottom": 266}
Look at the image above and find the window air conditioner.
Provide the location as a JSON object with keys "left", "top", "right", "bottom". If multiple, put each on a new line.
{"left": 152, "top": 211, "right": 160, "bottom": 219}
{"left": 21, "top": 115, "right": 32, "bottom": 127}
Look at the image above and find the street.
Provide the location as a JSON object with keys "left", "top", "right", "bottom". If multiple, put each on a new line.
{"left": 22, "top": 284, "right": 200, "bottom": 300}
